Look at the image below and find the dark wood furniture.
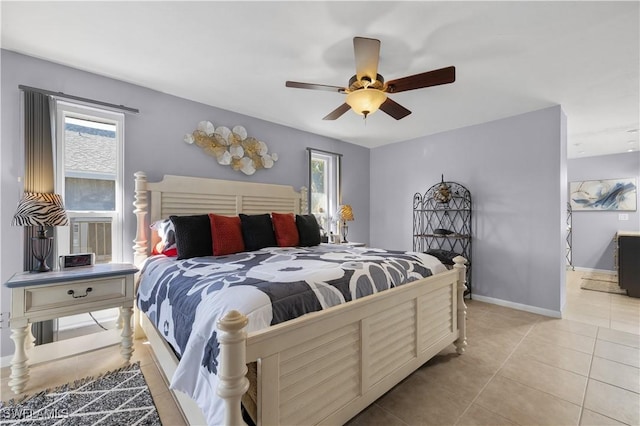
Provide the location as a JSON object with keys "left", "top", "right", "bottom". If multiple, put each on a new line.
{"left": 617, "top": 231, "right": 640, "bottom": 298}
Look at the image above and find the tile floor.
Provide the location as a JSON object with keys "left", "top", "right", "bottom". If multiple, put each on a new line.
{"left": 1, "top": 270, "right": 638, "bottom": 425}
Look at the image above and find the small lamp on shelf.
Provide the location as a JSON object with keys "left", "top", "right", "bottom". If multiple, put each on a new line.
{"left": 12, "top": 192, "right": 69, "bottom": 272}
{"left": 337, "top": 204, "right": 354, "bottom": 243}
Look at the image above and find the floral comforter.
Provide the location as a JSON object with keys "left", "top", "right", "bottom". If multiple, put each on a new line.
{"left": 137, "top": 244, "right": 446, "bottom": 425}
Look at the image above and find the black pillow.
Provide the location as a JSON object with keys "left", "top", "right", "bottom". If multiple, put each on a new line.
{"left": 170, "top": 215, "right": 213, "bottom": 260}
{"left": 239, "top": 213, "right": 277, "bottom": 251}
{"left": 296, "top": 214, "right": 321, "bottom": 247}
{"left": 426, "top": 249, "right": 459, "bottom": 266}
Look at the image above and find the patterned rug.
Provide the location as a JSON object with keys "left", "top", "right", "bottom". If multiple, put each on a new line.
{"left": 580, "top": 274, "right": 627, "bottom": 295}
{"left": 0, "top": 362, "right": 161, "bottom": 425}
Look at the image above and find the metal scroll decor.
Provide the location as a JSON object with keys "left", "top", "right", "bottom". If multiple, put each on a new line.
{"left": 184, "top": 121, "right": 277, "bottom": 175}
{"left": 413, "top": 178, "right": 472, "bottom": 295}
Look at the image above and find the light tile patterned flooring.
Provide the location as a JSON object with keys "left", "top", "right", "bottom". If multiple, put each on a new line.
{"left": 1, "top": 270, "right": 638, "bottom": 425}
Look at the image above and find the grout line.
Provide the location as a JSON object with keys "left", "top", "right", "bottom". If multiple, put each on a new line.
{"left": 587, "top": 375, "right": 640, "bottom": 395}
{"left": 372, "top": 402, "right": 411, "bottom": 426}
{"left": 578, "top": 326, "right": 599, "bottom": 425}
{"left": 453, "top": 319, "right": 539, "bottom": 425}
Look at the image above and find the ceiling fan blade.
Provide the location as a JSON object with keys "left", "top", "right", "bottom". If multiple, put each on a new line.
{"left": 286, "top": 81, "right": 346, "bottom": 93}
{"left": 323, "top": 103, "right": 351, "bottom": 120}
{"left": 385, "top": 66, "right": 456, "bottom": 93}
{"left": 379, "top": 98, "right": 412, "bottom": 120}
{"left": 353, "top": 37, "right": 381, "bottom": 83}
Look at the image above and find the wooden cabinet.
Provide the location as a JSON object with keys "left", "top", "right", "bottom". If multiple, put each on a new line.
{"left": 617, "top": 231, "right": 640, "bottom": 298}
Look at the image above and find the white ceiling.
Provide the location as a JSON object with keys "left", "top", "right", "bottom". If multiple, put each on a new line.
{"left": 2, "top": 1, "right": 639, "bottom": 158}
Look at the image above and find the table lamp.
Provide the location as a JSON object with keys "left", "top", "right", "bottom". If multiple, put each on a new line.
{"left": 12, "top": 192, "right": 69, "bottom": 272}
{"left": 338, "top": 204, "right": 354, "bottom": 243}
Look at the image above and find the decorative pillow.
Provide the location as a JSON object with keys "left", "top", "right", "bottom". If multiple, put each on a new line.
{"left": 170, "top": 214, "right": 213, "bottom": 260}
{"left": 426, "top": 249, "right": 459, "bottom": 266}
{"left": 239, "top": 213, "right": 277, "bottom": 251}
{"left": 271, "top": 212, "right": 300, "bottom": 247}
{"left": 150, "top": 219, "right": 177, "bottom": 257}
{"left": 296, "top": 214, "right": 321, "bottom": 247}
{"left": 209, "top": 214, "right": 245, "bottom": 256}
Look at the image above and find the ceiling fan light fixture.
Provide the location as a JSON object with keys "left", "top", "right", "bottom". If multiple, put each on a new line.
{"left": 346, "top": 88, "right": 387, "bottom": 118}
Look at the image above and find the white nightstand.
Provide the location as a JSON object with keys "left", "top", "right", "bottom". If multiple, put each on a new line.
{"left": 341, "top": 242, "right": 366, "bottom": 247}
{"left": 4, "top": 263, "right": 138, "bottom": 394}
{"left": 321, "top": 241, "right": 366, "bottom": 248}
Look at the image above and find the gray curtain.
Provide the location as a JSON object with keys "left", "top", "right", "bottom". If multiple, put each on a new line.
{"left": 22, "top": 90, "right": 56, "bottom": 343}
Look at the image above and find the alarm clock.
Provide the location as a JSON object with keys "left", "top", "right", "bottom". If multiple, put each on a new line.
{"left": 59, "top": 253, "right": 95, "bottom": 269}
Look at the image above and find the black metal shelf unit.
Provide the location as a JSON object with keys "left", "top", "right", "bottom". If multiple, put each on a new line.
{"left": 413, "top": 180, "right": 472, "bottom": 296}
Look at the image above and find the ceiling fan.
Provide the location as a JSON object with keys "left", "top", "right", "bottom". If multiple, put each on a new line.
{"left": 286, "top": 37, "right": 456, "bottom": 121}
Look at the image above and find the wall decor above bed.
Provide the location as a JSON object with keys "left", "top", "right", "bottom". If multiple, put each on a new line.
{"left": 184, "top": 121, "right": 277, "bottom": 175}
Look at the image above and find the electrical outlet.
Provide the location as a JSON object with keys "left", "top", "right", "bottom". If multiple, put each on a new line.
{"left": 618, "top": 213, "right": 629, "bottom": 221}
{"left": 0, "top": 312, "right": 9, "bottom": 329}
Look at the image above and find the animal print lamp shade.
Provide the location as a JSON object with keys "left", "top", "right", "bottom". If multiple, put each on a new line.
{"left": 12, "top": 192, "right": 69, "bottom": 227}
{"left": 12, "top": 192, "right": 69, "bottom": 272}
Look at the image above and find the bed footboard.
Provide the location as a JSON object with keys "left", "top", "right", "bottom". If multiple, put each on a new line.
{"left": 217, "top": 258, "right": 467, "bottom": 426}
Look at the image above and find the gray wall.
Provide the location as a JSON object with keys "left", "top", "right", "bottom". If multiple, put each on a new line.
{"left": 0, "top": 50, "right": 370, "bottom": 358}
{"left": 370, "top": 106, "right": 567, "bottom": 314}
{"left": 568, "top": 152, "right": 640, "bottom": 270}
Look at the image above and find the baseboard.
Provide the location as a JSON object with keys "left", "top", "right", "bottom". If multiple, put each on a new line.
{"left": 472, "top": 294, "right": 562, "bottom": 318}
{"left": 1, "top": 353, "right": 13, "bottom": 369}
{"left": 572, "top": 267, "right": 616, "bottom": 276}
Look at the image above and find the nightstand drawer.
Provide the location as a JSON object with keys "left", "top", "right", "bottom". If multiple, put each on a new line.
{"left": 24, "top": 276, "right": 127, "bottom": 313}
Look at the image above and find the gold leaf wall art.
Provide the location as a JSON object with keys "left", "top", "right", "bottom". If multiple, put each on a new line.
{"left": 184, "top": 121, "right": 278, "bottom": 175}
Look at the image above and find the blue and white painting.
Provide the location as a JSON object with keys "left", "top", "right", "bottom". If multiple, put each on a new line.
{"left": 570, "top": 178, "right": 637, "bottom": 211}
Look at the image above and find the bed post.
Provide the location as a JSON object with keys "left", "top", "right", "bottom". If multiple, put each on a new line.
{"left": 217, "top": 310, "right": 250, "bottom": 426}
{"left": 133, "top": 171, "right": 149, "bottom": 267}
{"left": 132, "top": 171, "right": 149, "bottom": 339}
{"left": 300, "top": 186, "right": 308, "bottom": 214}
{"left": 453, "top": 256, "right": 468, "bottom": 354}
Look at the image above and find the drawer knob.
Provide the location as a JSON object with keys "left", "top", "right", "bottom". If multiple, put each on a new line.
{"left": 67, "top": 287, "right": 93, "bottom": 299}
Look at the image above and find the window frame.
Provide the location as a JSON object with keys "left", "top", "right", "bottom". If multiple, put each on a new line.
{"left": 307, "top": 148, "right": 342, "bottom": 236}
{"left": 54, "top": 101, "right": 125, "bottom": 263}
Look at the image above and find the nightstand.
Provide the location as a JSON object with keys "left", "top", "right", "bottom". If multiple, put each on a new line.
{"left": 4, "top": 263, "right": 138, "bottom": 394}
{"left": 341, "top": 242, "right": 366, "bottom": 247}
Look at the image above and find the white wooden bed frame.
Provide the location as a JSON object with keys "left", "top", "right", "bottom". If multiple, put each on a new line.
{"left": 132, "top": 172, "right": 467, "bottom": 426}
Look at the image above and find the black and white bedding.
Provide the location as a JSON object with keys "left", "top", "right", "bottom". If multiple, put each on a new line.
{"left": 137, "top": 244, "right": 446, "bottom": 425}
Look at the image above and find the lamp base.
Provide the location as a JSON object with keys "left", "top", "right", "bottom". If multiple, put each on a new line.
{"left": 32, "top": 259, "right": 52, "bottom": 273}
{"left": 31, "top": 233, "right": 53, "bottom": 273}
{"left": 341, "top": 223, "right": 349, "bottom": 243}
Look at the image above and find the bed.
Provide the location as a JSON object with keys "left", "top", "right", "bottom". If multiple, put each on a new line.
{"left": 132, "top": 172, "right": 468, "bottom": 426}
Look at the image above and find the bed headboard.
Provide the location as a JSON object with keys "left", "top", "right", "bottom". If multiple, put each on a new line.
{"left": 132, "top": 171, "right": 308, "bottom": 266}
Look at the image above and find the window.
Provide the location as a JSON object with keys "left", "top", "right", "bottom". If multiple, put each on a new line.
{"left": 55, "top": 102, "right": 124, "bottom": 263}
{"left": 308, "top": 149, "right": 341, "bottom": 236}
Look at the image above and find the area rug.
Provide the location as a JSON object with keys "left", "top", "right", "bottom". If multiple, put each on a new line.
{"left": 581, "top": 275, "right": 627, "bottom": 295}
{"left": 0, "top": 362, "right": 161, "bottom": 425}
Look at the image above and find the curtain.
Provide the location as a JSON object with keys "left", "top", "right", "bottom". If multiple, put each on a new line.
{"left": 22, "top": 90, "right": 56, "bottom": 343}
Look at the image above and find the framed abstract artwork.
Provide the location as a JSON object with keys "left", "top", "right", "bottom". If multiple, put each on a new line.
{"left": 570, "top": 177, "right": 637, "bottom": 211}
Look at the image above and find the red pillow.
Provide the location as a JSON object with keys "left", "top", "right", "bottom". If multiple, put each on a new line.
{"left": 208, "top": 214, "right": 245, "bottom": 256}
{"left": 271, "top": 212, "right": 300, "bottom": 247}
